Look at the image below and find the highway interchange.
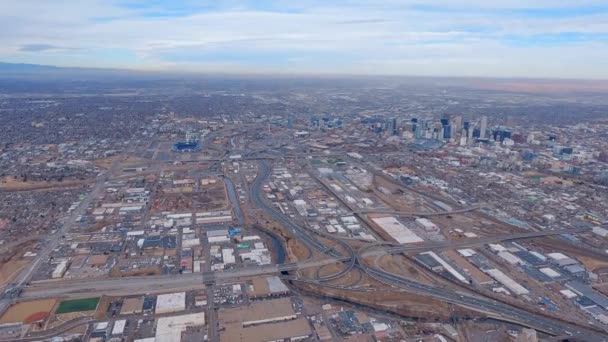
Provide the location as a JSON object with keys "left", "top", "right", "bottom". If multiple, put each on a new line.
{"left": 248, "top": 160, "right": 607, "bottom": 341}
{"left": 4, "top": 153, "right": 608, "bottom": 341}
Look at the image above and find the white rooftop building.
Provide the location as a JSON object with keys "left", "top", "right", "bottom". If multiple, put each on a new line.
{"left": 155, "top": 292, "right": 186, "bottom": 314}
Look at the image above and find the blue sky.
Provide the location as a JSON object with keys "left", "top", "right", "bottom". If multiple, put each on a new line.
{"left": 1, "top": 0, "right": 608, "bottom": 78}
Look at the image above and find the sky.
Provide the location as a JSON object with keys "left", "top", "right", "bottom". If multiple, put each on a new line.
{"left": 1, "top": 0, "right": 608, "bottom": 79}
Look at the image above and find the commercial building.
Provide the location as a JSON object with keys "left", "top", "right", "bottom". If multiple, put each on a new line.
{"left": 371, "top": 216, "right": 423, "bottom": 244}
{"left": 219, "top": 298, "right": 310, "bottom": 342}
{"left": 155, "top": 312, "right": 206, "bottom": 342}
{"left": 52, "top": 260, "right": 70, "bottom": 279}
{"left": 249, "top": 276, "right": 290, "bottom": 298}
{"left": 155, "top": 292, "right": 186, "bottom": 314}
{"left": 566, "top": 281, "right": 608, "bottom": 310}
{"left": 417, "top": 251, "right": 468, "bottom": 283}
{"left": 111, "top": 319, "right": 126, "bottom": 336}
{"left": 486, "top": 269, "right": 529, "bottom": 295}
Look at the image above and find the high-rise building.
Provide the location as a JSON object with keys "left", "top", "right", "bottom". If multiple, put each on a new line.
{"left": 453, "top": 115, "right": 463, "bottom": 131}
{"left": 473, "top": 128, "right": 480, "bottom": 138}
{"left": 443, "top": 125, "right": 451, "bottom": 139}
{"left": 391, "top": 117, "right": 398, "bottom": 136}
{"left": 480, "top": 116, "right": 488, "bottom": 139}
{"left": 411, "top": 118, "right": 418, "bottom": 133}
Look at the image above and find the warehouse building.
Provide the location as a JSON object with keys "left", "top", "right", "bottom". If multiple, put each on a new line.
{"left": 155, "top": 292, "right": 186, "bottom": 314}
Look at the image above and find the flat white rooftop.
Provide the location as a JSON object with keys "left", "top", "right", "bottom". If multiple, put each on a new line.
{"left": 371, "top": 216, "right": 423, "bottom": 244}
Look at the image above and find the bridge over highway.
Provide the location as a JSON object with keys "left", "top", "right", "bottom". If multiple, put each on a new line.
{"left": 20, "top": 227, "right": 584, "bottom": 299}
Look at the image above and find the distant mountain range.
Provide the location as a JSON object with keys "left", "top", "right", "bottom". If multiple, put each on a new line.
{"left": 1, "top": 61, "right": 607, "bottom": 94}
{"left": 0, "top": 62, "right": 76, "bottom": 73}
{"left": 0, "top": 62, "right": 151, "bottom": 80}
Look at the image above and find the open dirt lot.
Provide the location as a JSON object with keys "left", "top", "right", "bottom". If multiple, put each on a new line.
{"left": 0, "top": 259, "right": 27, "bottom": 285}
{"left": 0, "top": 299, "right": 56, "bottom": 324}
{"left": 0, "top": 177, "right": 90, "bottom": 192}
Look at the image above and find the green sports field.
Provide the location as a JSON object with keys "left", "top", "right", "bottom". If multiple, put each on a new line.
{"left": 55, "top": 297, "right": 100, "bottom": 314}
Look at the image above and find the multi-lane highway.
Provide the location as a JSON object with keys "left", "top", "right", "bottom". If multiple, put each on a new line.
{"left": 250, "top": 160, "right": 357, "bottom": 281}
{"left": 250, "top": 160, "right": 607, "bottom": 341}
{"left": 362, "top": 265, "right": 606, "bottom": 340}
{"left": 0, "top": 157, "right": 127, "bottom": 315}
{"left": 9, "top": 154, "right": 608, "bottom": 341}
{"left": 352, "top": 206, "right": 482, "bottom": 216}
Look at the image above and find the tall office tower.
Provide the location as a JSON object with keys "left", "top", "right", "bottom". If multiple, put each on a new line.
{"left": 411, "top": 118, "right": 418, "bottom": 133}
{"left": 480, "top": 116, "right": 488, "bottom": 139}
{"left": 459, "top": 130, "right": 468, "bottom": 146}
{"left": 463, "top": 121, "right": 470, "bottom": 136}
{"left": 443, "top": 125, "right": 451, "bottom": 139}
{"left": 468, "top": 124, "right": 474, "bottom": 140}
{"left": 391, "top": 117, "right": 398, "bottom": 135}
{"left": 453, "top": 116, "right": 463, "bottom": 131}
{"left": 416, "top": 119, "right": 425, "bottom": 138}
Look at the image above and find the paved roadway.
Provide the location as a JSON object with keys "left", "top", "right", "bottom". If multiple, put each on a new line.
{"left": 352, "top": 205, "right": 481, "bottom": 216}
{"left": 250, "top": 160, "right": 357, "bottom": 281}
{"left": 20, "top": 227, "right": 586, "bottom": 298}
{"left": 362, "top": 266, "right": 607, "bottom": 341}
{"left": 361, "top": 227, "right": 588, "bottom": 257}
{"left": 0, "top": 157, "right": 126, "bottom": 314}
{"left": 22, "top": 274, "right": 203, "bottom": 299}
{"left": 11, "top": 153, "right": 607, "bottom": 340}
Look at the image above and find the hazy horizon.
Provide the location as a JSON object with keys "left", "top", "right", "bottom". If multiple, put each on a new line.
{"left": 1, "top": 1, "right": 608, "bottom": 79}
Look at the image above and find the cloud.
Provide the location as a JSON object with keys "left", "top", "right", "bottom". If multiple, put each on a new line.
{"left": 0, "top": 1, "right": 607, "bottom": 78}
{"left": 19, "top": 44, "right": 59, "bottom": 52}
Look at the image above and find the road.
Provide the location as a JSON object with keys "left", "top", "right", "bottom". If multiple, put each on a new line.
{"left": 10, "top": 152, "right": 607, "bottom": 341}
{"left": 250, "top": 160, "right": 357, "bottom": 281}
{"left": 255, "top": 161, "right": 606, "bottom": 340}
{"left": 362, "top": 266, "right": 607, "bottom": 341}
{"left": 0, "top": 157, "right": 126, "bottom": 315}
{"left": 352, "top": 205, "right": 481, "bottom": 216}
{"left": 19, "top": 226, "right": 587, "bottom": 299}
{"left": 21, "top": 274, "right": 203, "bottom": 298}
{"left": 361, "top": 227, "right": 589, "bottom": 257}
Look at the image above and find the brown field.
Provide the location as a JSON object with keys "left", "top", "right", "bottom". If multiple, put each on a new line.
{"left": 373, "top": 254, "right": 436, "bottom": 285}
{"left": 0, "top": 239, "right": 37, "bottom": 285}
{"left": 93, "top": 156, "right": 121, "bottom": 169}
{"left": 0, "top": 177, "right": 90, "bottom": 192}
{"left": 0, "top": 299, "right": 56, "bottom": 324}
{"left": 0, "top": 258, "right": 27, "bottom": 285}
{"left": 151, "top": 179, "right": 228, "bottom": 213}
{"left": 577, "top": 255, "right": 608, "bottom": 272}
{"left": 296, "top": 277, "right": 475, "bottom": 321}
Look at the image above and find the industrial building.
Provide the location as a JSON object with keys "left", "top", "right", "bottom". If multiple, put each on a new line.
{"left": 371, "top": 216, "right": 423, "bottom": 244}
{"left": 155, "top": 312, "right": 206, "bottom": 342}
{"left": 155, "top": 292, "right": 186, "bottom": 314}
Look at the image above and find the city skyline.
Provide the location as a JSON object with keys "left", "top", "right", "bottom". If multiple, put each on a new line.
{"left": 1, "top": 0, "right": 608, "bottom": 79}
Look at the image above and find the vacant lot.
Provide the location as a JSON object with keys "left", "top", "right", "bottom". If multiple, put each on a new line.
{"left": 55, "top": 297, "right": 100, "bottom": 314}
{"left": 0, "top": 299, "right": 56, "bottom": 324}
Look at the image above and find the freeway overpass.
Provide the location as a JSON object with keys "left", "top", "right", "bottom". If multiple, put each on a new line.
{"left": 362, "top": 227, "right": 588, "bottom": 257}
{"left": 20, "top": 228, "right": 584, "bottom": 298}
